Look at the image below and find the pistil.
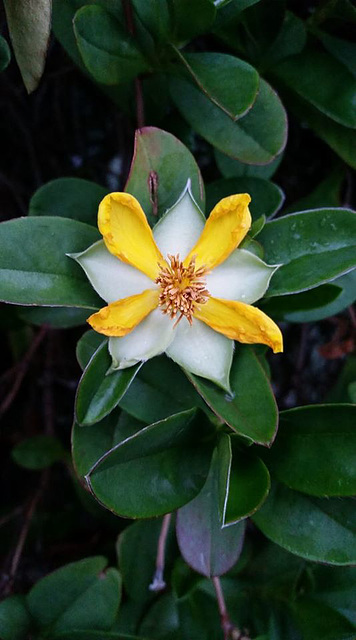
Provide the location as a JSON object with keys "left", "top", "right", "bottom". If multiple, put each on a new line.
{"left": 156, "top": 254, "right": 210, "bottom": 326}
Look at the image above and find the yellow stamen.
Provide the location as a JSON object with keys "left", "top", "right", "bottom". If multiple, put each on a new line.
{"left": 156, "top": 254, "right": 210, "bottom": 326}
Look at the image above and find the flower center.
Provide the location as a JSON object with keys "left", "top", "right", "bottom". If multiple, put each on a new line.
{"left": 156, "top": 254, "right": 210, "bottom": 326}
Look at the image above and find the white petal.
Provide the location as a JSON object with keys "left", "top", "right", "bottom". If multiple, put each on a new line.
{"left": 108, "top": 308, "right": 175, "bottom": 370}
{"left": 153, "top": 184, "right": 205, "bottom": 260}
{"left": 166, "top": 318, "right": 233, "bottom": 392}
{"left": 206, "top": 248, "right": 279, "bottom": 304}
{"left": 69, "top": 240, "right": 154, "bottom": 304}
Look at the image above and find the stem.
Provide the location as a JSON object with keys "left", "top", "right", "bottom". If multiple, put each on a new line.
{"left": 212, "top": 577, "right": 249, "bottom": 640}
{"left": 149, "top": 513, "right": 172, "bottom": 592}
{"left": 0, "top": 326, "right": 48, "bottom": 418}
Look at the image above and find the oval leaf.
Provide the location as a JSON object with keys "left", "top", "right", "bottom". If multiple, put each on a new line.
{"left": 206, "top": 177, "right": 284, "bottom": 220}
{"left": 170, "top": 77, "right": 287, "bottom": 165}
{"left": 265, "top": 404, "right": 356, "bottom": 497}
{"left": 253, "top": 482, "right": 356, "bottom": 565}
{"left": 0, "top": 217, "right": 101, "bottom": 308}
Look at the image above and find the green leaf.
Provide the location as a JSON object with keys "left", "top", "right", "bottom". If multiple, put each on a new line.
{"left": 29, "top": 178, "right": 108, "bottom": 226}
{"left": 176, "top": 441, "right": 246, "bottom": 577}
{"left": 117, "top": 518, "right": 177, "bottom": 603}
{"left": 253, "top": 482, "right": 356, "bottom": 565}
{"left": 206, "top": 177, "right": 284, "bottom": 220}
{"left": 0, "top": 595, "right": 32, "bottom": 640}
{"left": 287, "top": 91, "right": 356, "bottom": 169}
{"left": 12, "top": 435, "right": 65, "bottom": 470}
{"left": 125, "top": 127, "right": 205, "bottom": 226}
{"left": 3, "top": 0, "right": 51, "bottom": 93}
{"left": 0, "top": 217, "right": 101, "bottom": 308}
{"left": 119, "top": 355, "right": 204, "bottom": 424}
{"left": 273, "top": 47, "right": 356, "bottom": 129}
{"left": 139, "top": 593, "right": 180, "bottom": 639}
{"left": 283, "top": 168, "right": 345, "bottom": 214}
{"left": 170, "top": 0, "right": 216, "bottom": 44}
{"left": 259, "top": 208, "right": 356, "bottom": 296}
{"left": 75, "top": 340, "right": 142, "bottom": 426}
{"left": 0, "top": 35, "right": 11, "bottom": 72}
{"left": 131, "top": 0, "right": 171, "bottom": 42}
{"left": 327, "top": 354, "right": 356, "bottom": 404}
{"left": 85, "top": 409, "right": 215, "bottom": 518}
{"left": 72, "top": 410, "right": 145, "bottom": 479}
{"left": 260, "top": 284, "right": 343, "bottom": 322}
{"left": 76, "top": 329, "right": 106, "bottom": 369}
{"left": 292, "top": 599, "right": 356, "bottom": 640}
{"left": 170, "top": 77, "right": 287, "bottom": 165}
{"left": 74, "top": 5, "right": 148, "bottom": 85}
{"left": 187, "top": 345, "right": 278, "bottom": 445}
{"left": 310, "top": 565, "right": 356, "bottom": 624}
{"left": 55, "top": 633, "right": 149, "bottom": 639}
{"left": 260, "top": 11, "right": 306, "bottom": 71}
{"left": 18, "top": 306, "right": 90, "bottom": 329}
{"left": 315, "top": 30, "right": 356, "bottom": 78}
{"left": 265, "top": 405, "right": 356, "bottom": 497}
{"left": 215, "top": 149, "right": 283, "bottom": 179}
{"left": 176, "top": 51, "right": 259, "bottom": 120}
{"left": 27, "top": 557, "right": 122, "bottom": 634}
{"left": 223, "top": 438, "right": 271, "bottom": 525}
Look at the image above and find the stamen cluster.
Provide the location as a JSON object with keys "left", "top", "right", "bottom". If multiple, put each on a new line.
{"left": 156, "top": 254, "right": 210, "bottom": 325}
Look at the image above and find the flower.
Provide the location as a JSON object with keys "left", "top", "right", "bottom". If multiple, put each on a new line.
{"left": 71, "top": 184, "right": 282, "bottom": 391}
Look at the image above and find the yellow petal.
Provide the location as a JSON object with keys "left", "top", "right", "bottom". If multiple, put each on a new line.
{"left": 87, "top": 289, "right": 159, "bottom": 337}
{"left": 194, "top": 296, "right": 283, "bottom": 353}
{"left": 98, "top": 192, "right": 165, "bottom": 280}
{"left": 184, "top": 194, "right": 252, "bottom": 271}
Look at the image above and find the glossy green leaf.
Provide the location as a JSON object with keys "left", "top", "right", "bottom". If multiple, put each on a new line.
{"left": 75, "top": 340, "right": 142, "bottom": 426}
{"left": 287, "top": 91, "right": 356, "bottom": 169}
{"left": 284, "top": 168, "right": 344, "bottom": 214}
{"left": 266, "top": 405, "right": 356, "bottom": 497}
{"left": 12, "top": 435, "right": 65, "bottom": 470}
{"left": 274, "top": 47, "right": 356, "bottom": 129}
{"left": 316, "top": 30, "right": 356, "bottom": 78}
{"left": 131, "top": 0, "right": 171, "bottom": 42}
{"left": 206, "top": 177, "right": 284, "bottom": 220}
{"left": 0, "top": 35, "right": 11, "bottom": 72}
{"left": 187, "top": 345, "right": 278, "bottom": 445}
{"left": 117, "top": 518, "right": 177, "bottom": 603}
{"left": 27, "top": 557, "right": 122, "bottom": 634}
{"left": 76, "top": 329, "right": 106, "bottom": 369}
{"left": 18, "top": 306, "right": 90, "bottom": 328}
{"left": 0, "top": 217, "right": 101, "bottom": 308}
{"left": 259, "top": 208, "right": 356, "bottom": 296}
{"left": 176, "top": 442, "right": 246, "bottom": 577}
{"left": 260, "top": 284, "right": 343, "bottom": 322}
{"left": 170, "top": 0, "right": 216, "bottom": 44}
{"left": 292, "top": 599, "right": 356, "bottom": 640}
{"left": 29, "top": 178, "right": 108, "bottom": 226}
{"left": 4, "top": 0, "right": 51, "bottom": 92}
{"left": 215, "top": 149, "right": 283, "bottom": 179}
{"left": 260, "top": 11, "right": 306, "bottom": 71}
{"left": 253, "top": 482, "right": 356, "bottom": 565}
{"left": 0, "top": 595, "right": 32, "bottom": 640}
{"left": 310, "top": 565, "right": 356, "bottom": 625}
{"left": 125, "top": 127, "right": 205, "bottom": 225}
{"left": 139, "top": 593, "right": 180, "bottom": 639}
{"left": 72, "top": 410, "right": 144, "bottom": 479}
{"left": 170, "top": 78, "right": 287, "bottom": 164}
{"left": 119, "top": 355, "right": 204, "bottom": 424}
{"left": 177, "top": 52, "right": 259, "bottom": 120}
{"left": 74, "top": 5, "right": 148, "bottom": 85}
{"left": 84, "top": 409, "right": 215, "bottom": 518}
{"left": 223, "top": 438, "right": 271, "bottom": 525}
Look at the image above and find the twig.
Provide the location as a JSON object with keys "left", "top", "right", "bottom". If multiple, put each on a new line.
{"left": 0, "top": 325, "right": 48, "bottom": 418}
{"left": 2, "top": 471, "right": 48, "bottom": 596}
{"left": 212, "top": 576, "right": 250, "bottom": 640}
{"left": 149, "top": 513, "right": 172, "bottom": 592}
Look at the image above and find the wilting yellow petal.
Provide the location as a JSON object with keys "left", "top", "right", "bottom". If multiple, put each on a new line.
{"left": 194, "top": 296, "right": 283, "bottom": 353}
{"left": 98, "top": 192, "right": 165, "bottom": 280}
{"left": 184, "top": 194, "right": 251, "bottom": 271}
{"left": 87, "top": 289, "right": 159, "bottom": 337}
